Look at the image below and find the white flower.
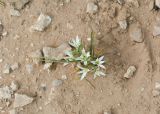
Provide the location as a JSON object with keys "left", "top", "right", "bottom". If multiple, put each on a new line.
{"left": 77, "top": 65, "right": 90, "bottom": 80}
{"left": 77, "top": 48, "right": 90, "bottom": 65}
{"left": 91, "top": 56, "right": 106, "bottom": 69}
{"left": 65, "top": 50, "right": 75, "bottom": 62}
{"left": 94, "top": 69, "right": 106, "bottom": 79}
{"left": 69, "top": 36, "right": 81, "bottom": 49}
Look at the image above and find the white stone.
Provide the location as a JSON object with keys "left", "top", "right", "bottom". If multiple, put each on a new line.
{"left": 30, "top": 13, "right": 52, "bottom": 32}
{"left": 124, "top": 66, "right": 136, "bottom": 78}
{"left": 86, "top": 2, "right": 98, "bottom": 14}
{"left": 0, "top": 86, "right": 13, "bottom": 100}
{"left": 61, "top": 75, "right": 67, "bottom": 80}
{"left": 11, "top": 63, "right": 19, "bottom": 71}
{"left": 10, "top": 9, "right": 21, "bottom": 17}
{"left": 119, "top": 20, "right": 127, "bottom": 29}
{"left": 14, "top": 94, "right": 34, "bottom": 108}
{"left": 3, "top": 64, "right": 11, "bottom": 74}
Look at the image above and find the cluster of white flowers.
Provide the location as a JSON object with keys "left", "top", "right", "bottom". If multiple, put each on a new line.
{"left": 65, "top": 36, "right": 106, "bottom": 80}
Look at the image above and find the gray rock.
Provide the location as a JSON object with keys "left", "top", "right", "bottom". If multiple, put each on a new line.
{"left": 86, "top": 2, "right": 98, "bottom": 14}
{"left": 129, "top": 24, "right": 143, "bottom": 43}
{"left": 52, "top": 80, "right": 63, "bottom": 88}
{"left": 10, "top": 9, "right": 21, "bottom": 17}
{"left": 26, "top": 64, "right": 33, "bottom": 74}
{"left": 10, "top": 81, "right": 19, "bottom": 92}
{"left": 155, "top": 0, "right": 160, "bottom": 8}
{"left": 29, "top": 50, "right": 43, "bottom": 65}
{"left": 43, "top": 43, "right": 71, "bottom": 61}
{"left": 3, "top": 64, "right": 12, "bottom": 74}
{"left": 30, "top": 13, "right": 52, "bottom": 32}
{"left": 0, "top": 86, "right": 13, "bottom": 100}
{"left": 14, "top": 0, "right": 30, "bottom": 10}
{"left": 11, "top": 63, "right": 19, "bottom": 71}
{"left": 119, "top": 20, "right": 127, "bottom": 29}
{"left": 14, "top": 94, "right": 34, "bottom": 108}
{"left": 124, "top": 66, "right": 136, "bottom": 79}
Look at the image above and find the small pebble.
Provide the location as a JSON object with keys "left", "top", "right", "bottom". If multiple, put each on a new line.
{"left": 10, "top": 81, "right": 19, "bottom": 92}
{"left": 124, "top": 66, "right": 136, "bottom": 78}
{"left": 86, "top": 2, "right": 98, "bottom": 14}
{"left": 10, "top": 9, "right": 21, "bottom": 17}
{"left": 3, "top": 64, "right": 12, "bottom": 74}
{"left": 11, "top": 63, "right": 19, "bottom": 71}
{"left": 61, "top": 75, "right": 67, "bottom": 80}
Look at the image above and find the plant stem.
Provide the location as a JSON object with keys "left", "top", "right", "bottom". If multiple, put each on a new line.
{"left": 90, "top": 31, "right": 95, "bottom": 58}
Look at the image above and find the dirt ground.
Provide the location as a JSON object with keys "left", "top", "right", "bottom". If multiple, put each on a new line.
{"left": 1, "top": 0, "right": 160, "bottom": 114}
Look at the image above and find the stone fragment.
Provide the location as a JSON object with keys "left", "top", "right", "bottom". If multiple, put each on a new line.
{"left": 119, "top": 20, "right": 127, "bottom": 29}
{"left": 10, "top": 9, "right": 21, "bottom": 17}
{"left": 43, "top": 63, "right": 52, "bottom": 70}
{"left": 11, "top": 63, "right": 19, "bottom": 71}
{"left": 14, "top": 94, "right": 34, "bottom": 108}
{"left": 124, "top": 66, "right": 136, "bottom": 78}
{"left": 3, "top": 64, "right": 12, "bottom": 74}
{"left": 153, "top": 22, "right": 160, "bottom": 37}
{"left": 30, "top": 13, "right": 52, "bottom": 32}
{"left": 86, "top": 2, "right": 98, "bottom": 14}
{"left": 0, "top": 86, "right": 13, "bottom": 100}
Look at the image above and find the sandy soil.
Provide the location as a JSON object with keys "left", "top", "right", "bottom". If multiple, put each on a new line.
{"left": 0, "top": 0, "right": 160, "bottom": 114}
